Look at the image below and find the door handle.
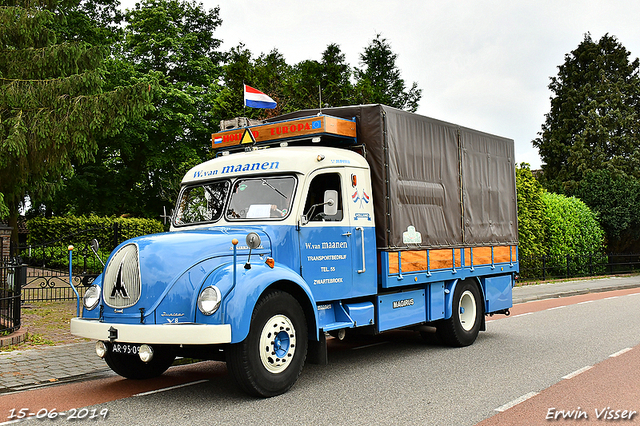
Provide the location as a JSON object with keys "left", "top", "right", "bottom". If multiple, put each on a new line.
{"left": 356, "top": 226, "right": 365, "bottom": 274}
{"left": 342, "top": 232, "right": 352, "bottom": 236}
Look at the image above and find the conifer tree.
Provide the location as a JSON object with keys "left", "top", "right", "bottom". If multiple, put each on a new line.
{"left": 0, "top": 0, "right": 153, "bottom": 242}
{"left": 355, "top": 34, "right": 421, "bottom": 112}
{"left": 534, "top": 34, "right": 640, "bottom": 192}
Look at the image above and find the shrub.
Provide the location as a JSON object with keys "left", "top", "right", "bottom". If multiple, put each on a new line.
{"left": 541, "top": 192, "right": 605, "bottom": 256}
{"left": 516, "top": 164, "right": 546, "bottom": 258}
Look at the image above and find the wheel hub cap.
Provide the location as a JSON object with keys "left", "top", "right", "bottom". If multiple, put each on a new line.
{"left": 259, "top": 314, "right": 296, "bottom": 373}
{"left": 459, "top": 290, "right": 477, "bottom": 332}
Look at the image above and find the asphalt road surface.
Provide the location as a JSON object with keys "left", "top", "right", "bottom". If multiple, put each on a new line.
{"left": 2, "top": 288, "right": 640, "bottom": 425}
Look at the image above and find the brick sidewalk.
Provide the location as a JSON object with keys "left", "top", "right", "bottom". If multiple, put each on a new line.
{"left": 0, "top": 342, "right": 111, "bottom": 393}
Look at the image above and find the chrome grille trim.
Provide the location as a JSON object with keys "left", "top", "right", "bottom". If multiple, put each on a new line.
{"left": 103, "top": 243, "right": 141, "bottom": 308}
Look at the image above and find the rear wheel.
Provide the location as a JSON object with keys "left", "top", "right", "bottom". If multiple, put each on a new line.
{"left": 103, "top": 344, "right": 176, "bottom": 379}
{"left": 437, "top": 280, "right": 483, "bottom": 347}
{"left": 227, "top": 290, "right": 308, "bottom": 397}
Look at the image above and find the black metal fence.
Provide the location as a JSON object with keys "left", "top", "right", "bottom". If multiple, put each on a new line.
{"left": 1, "top": 259, "right": 25, "bottom": 335}
{"left": 519, "top": 253, "right": 640, "bottom": 281}
{"left": 12, "top": 222, "right": 143, "bottom": 304}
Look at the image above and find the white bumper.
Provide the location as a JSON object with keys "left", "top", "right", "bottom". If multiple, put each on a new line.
{"left": 70, "top": 318, "right": 232, "bottom": 345}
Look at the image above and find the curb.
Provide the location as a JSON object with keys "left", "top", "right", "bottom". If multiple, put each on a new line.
{"left": 0, "top": 329, "right": 27, "bottom": 348}
{"left": 513, "top": 282, "right": 640, "bottom": 304}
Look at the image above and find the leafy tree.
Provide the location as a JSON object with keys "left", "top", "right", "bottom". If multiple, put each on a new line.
{"left": 355, "top": 34, "right": 421, "bottom": 112}
{"left": 286, "top": 43, "right": 355, "bottom": 111}
{"left": 0, "top": 0, "right": 153, "bottom": 242}
{"left": 216, "top": 42, "right": 355, "bottom": 120}
{"left": 252, "top": 49, "right": 293, "bottom": 118}
{"left": 516, "top": 164, "right": 546, "bottom": 258}
{"left": 49, "top": 0, "right": 224, "bottom": 218}
{"left": 573, "top": 170, "right": 640, "bottom": 252}
{"left": 534, "top": 33, "right": 640, "bottom": 192}
{"left": 541, "top": 192, "right": 605, "bottom": 257}
{"left": 0, "top": 193, "right": 8, "bottom": 218}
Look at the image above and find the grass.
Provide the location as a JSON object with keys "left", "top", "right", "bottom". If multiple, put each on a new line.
{"left": 1, "top": 300, "right": 88, "bottom": 352}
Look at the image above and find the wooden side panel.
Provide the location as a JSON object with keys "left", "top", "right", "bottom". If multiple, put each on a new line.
{"left": 472, "top": 246, "right": 493, "bottom": 266}
{"left": 493, "top": 246, "right": 512, "bottom": 263}
{"left": 326, "top": 116, "right": 357, "bottom": 138}
{"left": 386, "top": 245, "right": 517, "bottom": 275}
{"left": 429, "top": 249, "right": 461, "bottom": 269}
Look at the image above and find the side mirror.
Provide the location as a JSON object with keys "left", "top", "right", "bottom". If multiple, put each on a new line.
{"left": 246, "top": 232, "right": 261, "bottom": 249}
{"left": 89, "top": 238, "right": 105, "bottom": 267}
{"left": 323, "top": 190, "right": 338, "bottom": 216}
{"left": 244, "top": 232, "right": 261, "bottom": 270}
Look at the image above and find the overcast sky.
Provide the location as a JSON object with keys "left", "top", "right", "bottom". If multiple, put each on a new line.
{"left": 124, "top": 1, "right": 640, "bottom": 169}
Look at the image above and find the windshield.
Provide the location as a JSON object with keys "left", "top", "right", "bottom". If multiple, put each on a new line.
{"left": 174, "top": 180, "right": 230, "bottom": 226}
{"left": 226, "top": 176, "right": 296, "bottom": 220}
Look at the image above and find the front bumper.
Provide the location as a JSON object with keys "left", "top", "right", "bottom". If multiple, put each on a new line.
{"left": 70, "top": 318, "right": 232, "bottom": 345}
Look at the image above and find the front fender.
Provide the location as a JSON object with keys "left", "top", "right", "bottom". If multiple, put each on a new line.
{"left": 196, "top": 261, "right": 318, "bottom": 344}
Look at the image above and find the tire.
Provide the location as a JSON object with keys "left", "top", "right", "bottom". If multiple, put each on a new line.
{"left": 103, "top": 344, "right": 176, "bottom": 379}
{"left": 437, "top": 280, "right": 483, "bottom": 347}
{"left": 227, "top": 290, "right": 308, "bottom": 397}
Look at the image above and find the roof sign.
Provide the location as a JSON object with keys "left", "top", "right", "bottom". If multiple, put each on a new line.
{"left": 211, "top": 115, "right": 356, "bottom": 149}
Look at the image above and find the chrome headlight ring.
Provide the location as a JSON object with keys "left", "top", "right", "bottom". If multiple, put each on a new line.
{"left": 197, "top": 286, "right": 222, "bottom": 316}
{"left": 83, "top": 284, "right": 101, "bottom": 311}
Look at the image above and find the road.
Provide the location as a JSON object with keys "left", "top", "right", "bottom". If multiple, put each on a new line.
{"left": 2, "top": 288, "right": 640, "bottom": 425}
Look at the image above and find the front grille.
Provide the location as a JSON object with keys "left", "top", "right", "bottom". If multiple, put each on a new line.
{"left": 103, "top": 243, "right": 141, "bottom": 308}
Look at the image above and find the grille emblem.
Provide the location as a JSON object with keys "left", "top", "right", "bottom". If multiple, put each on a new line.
{"left": 103, "top": 243, "right": 141, "bottom": 308}
{"left": 110, "top": 261, "right": 130, "bottom": 299}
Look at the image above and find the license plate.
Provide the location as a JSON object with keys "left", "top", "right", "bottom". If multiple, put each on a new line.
{"left": 111, "top": 343, "right": 140, "bottom": 355}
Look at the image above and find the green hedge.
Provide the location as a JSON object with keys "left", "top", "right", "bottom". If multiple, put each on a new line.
{"left": 27, "top": 215, "right": 164, "bottom": 246}
{"left": 23, "top": 216, "right": 164, "bottom": 273}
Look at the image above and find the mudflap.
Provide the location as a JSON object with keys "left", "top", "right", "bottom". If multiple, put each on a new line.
{"left": 307, "top": 332, "right": 328, "bottom": 365}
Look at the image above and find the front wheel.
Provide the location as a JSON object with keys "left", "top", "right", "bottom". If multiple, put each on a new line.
{"left": 437, "top": 280, "right": 483, "bottom": 347}
{"left": 227, "top": 290, "right": 308, "bottom": 397}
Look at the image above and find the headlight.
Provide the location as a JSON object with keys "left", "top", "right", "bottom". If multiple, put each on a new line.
{"left": 197, "top": 286, "right": 222, "bottom": 315}
{"left": 83, "top": 285, "right": 101, "bottom": 310}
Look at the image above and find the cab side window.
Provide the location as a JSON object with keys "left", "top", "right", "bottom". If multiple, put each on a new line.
{"left": 304, "top": 173, "right": 343, "bottom": 221}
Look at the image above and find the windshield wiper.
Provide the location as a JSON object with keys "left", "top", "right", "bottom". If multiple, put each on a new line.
{"left": 261, "top": 179, "right": 287, "bottom": 199}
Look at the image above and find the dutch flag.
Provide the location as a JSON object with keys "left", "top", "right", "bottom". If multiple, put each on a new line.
{"left": 244, "top": 84, "right": 277, "bottom": 109}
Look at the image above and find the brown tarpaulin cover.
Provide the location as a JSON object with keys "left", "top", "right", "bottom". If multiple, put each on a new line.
{"left": 273, "top": 104, "right": 517, "bottom": 250}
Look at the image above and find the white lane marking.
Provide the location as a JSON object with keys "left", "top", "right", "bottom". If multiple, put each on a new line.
{"left": 510, "top": 312, "right": 534, "bottom": 319}
{"left": 604, "top": 296, "right": 619, "bottom": 300}
{"left": 133, "top": 379, "right": 209, "bottom": 397}
{"left": 577, "top": 300, "right": 594, "bottom": 305}
{"left": 610, "top": 348, "right": 632, "bottom": 358}
{"left": 495, "top": 392, "right": 539, "bottom": 412}
{"left": 562, "top": 365, "right": 592, "bottom": 380}
{"left": 547, "top": 305, "right": 567, "bottom": 311}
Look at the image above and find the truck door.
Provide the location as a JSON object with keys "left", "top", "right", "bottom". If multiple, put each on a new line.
{"left": 345, "top": 169, "right": 377, "bottom": 296}
{"left": 298, "top": 169, "right": 376, "bottom": 302}
{"left": 298, "top": 171, "right": 353, "bottom": 302}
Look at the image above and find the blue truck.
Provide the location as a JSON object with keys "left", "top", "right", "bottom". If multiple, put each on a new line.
{"left": 71, "top": 104, "right": 518, "bottom": 397}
